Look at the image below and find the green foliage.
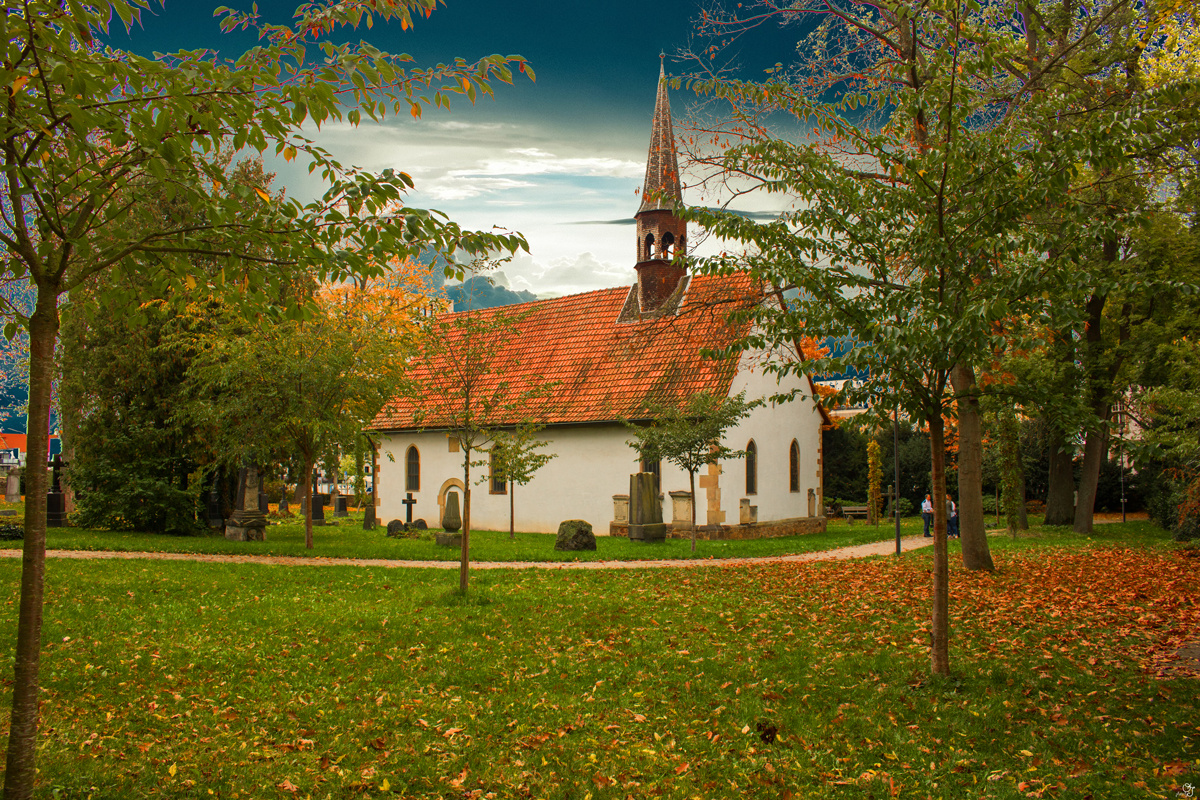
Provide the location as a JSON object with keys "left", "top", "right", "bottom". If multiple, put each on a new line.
{"left": 0, "top": 523, "right": 23, "bottom": 541}
{"left": 488, "top": 425, "right": 556, "bottom": 489}
{"left": 886, "top": 497, "right": 915, "bottom": 518}
{"left": 624, "top": 391, "right": 753, "bottom": 480}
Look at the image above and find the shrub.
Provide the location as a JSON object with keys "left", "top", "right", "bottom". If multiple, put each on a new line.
{"left": 0, "top": 522, "right": 24, "bottom": 541}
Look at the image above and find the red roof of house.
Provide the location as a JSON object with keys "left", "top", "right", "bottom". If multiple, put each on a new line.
{"left": 371, "top": 273, "right": 763, "bottom": 431}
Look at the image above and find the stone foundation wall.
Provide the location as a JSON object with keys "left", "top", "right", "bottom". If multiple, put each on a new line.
{"left": 608, "top": 516, "right": 826, "bottom": 540}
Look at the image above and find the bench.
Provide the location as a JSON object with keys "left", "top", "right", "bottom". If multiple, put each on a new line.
{"left": 840, "top": 505, "right": 871, "bottom": 523}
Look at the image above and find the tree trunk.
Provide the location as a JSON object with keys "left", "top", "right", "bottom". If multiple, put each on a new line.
{"left": 303, "top": 457, "right": 314, "bottom": 550}
{"left": 1043, "top": 421, "right": 1076, "bottom": 525}
{"left": 1018, "top": 470, "right": 1029, "bottom": 530}
{"left": 509, "top": 481, "right": 515, "bottom": 540}
{"left": 928, "top": 412, "right": 951, "bottom": 677}
{"left": 950, "top": 364, "right": 994, "bottom": 571}
{"left": 689, "top": 469, "right": 697, "bottom": 554}
{"left": 997, "top": 403, "right": 1025, "bottom": 537}
{"left": 1073, "top": 288, "right": 1111, "bottom": 535}
{"left": 461, "top": 449, "right": 471, "bottom": 594}
{"left": 4, "top": 290, "right": 60, "bottom": 800}
{"left": 1073, "top": 404, "right": 1111, "bottom": 535}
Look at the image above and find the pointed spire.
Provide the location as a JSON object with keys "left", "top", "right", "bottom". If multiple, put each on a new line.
{"left": 638, "top": 59, "right": 683, "bottom": 215}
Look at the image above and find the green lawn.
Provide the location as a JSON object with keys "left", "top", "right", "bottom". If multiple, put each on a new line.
{"left": 0, "top": 503, "right": 921, "bottom": 562}
{"left": 0, "top": 521, "right": 1194, "bottom": 798}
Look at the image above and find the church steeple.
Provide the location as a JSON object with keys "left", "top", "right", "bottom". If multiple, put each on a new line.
{"left": 638, "top": 59, "right": 683, "bottom": 215}
{"left": 634, "top": 58, "right": 687, "bottom": 314}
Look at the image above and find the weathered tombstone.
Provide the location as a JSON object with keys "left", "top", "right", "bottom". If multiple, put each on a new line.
{"left": 258, "top": 490, "right": 270, "bottom": 514}
{"left": 436, "top": 531, "right": 462, "bottom": 547}
{"left": 46, "top": 455, "right": 68, "bottom": 528}
{"left": 225, "top": 466, "right": 267, "bottom": 542}
{"left": 363, "top": 504, "right": 377, "bottom": 531}
{"left": 627, "top": 472, "right": 665, "bottom": 542}
{"left": 311, "top": 493, "right": 327, "bottom": 526}
{"left": 278, "top": 491, "right": 290, "bottom": 516}
{"left": 5, "top": 466, "right": 20, "bottom": 503}
{"left": 386, "top": 519, "right": 405, "bottom": 537}
{"left": 554, "top": 520, "right": 596, "bottom": 551}
{"left": 206, "top": 473, "right": 223, "bottom": 529}
{"left": 412, "top": 518, "right": 428, "bottom": 530}
{"left": 334, "top": 495, "right": 348, "bottom": 517}
{"left": 442, "top": 491, "right": 462, "bottom": 532}
{"left": 669, "top": 491, "right": 693, "bottom": 531}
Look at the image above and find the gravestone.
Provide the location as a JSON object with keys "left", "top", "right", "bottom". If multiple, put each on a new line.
{"left": 46, "top": 455, "right": 68, "bottom": 528}
{"left": 225, "top": 466, "right": 267, "bottom": 541}
{"left": 258, "top": 490, "right": 270, "bottom": 514}
{"left": 5, "top": 466, "right": 20, "bottom": 503}
{"left": 311, "top": 493, "right": 328, "bottom": 526}
{"left": 627, "top": 472, "right": 665, "bottom": 542}
{"left": 363, "top": 504, "right": 377, "bottom": 531}
{"left": 334, "top": 495, "right": 348, "bottom": 517}
{"left": 206, "top": 473, "right": 223, "bottom": 529}
{"left": 401, "top": 492, "right": 417, "bottom": 523}
{"left": 278, "top": 492, "right": 290, "bottom": 516}
{"left": 386, "top": 519, "right": 406, "bottom": 537}
{"left": 441, "top": 491, "right": 462, "bottom": 532}
{"left": 554, "top": 520, "right": 596, "bottom": 551}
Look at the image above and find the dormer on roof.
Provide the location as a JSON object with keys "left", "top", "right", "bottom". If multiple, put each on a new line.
{"left": 634, "top": 59, "right": 687, "bottom": 316}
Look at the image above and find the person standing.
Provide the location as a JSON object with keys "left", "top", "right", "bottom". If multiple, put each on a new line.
{"left": 921, "top": 494, "right": 933, "bottom": 537}
{"left": 947, "top": 496, "right": 959, "bottom": 538}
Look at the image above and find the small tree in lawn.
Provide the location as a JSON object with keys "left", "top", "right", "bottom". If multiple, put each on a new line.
{"left": 625, "top": 391, "right": 752, "bottom": 553}
{"left": 489, "top": 424, "right": 556, "bottom": 540}
{"left": 413, "top": 302, "right": 554, "bottom": 593}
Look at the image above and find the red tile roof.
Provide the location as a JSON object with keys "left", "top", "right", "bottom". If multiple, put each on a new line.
{"left": 371, "top": 273, "right": 763, "bottom": 431}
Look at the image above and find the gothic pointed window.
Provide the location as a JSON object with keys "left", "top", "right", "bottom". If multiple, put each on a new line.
{"left": 406, "top": 446, "right": 420, "bottom": 492}
{"left": 789, "top": 440, "right": 800, "bottom": 493}
{"left": 746, "top": 440, "right": 757, "bottom": 495}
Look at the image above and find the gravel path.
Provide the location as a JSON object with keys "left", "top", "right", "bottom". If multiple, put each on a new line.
{"left": 0, "top": 535, "right": 934, "bottom": 571}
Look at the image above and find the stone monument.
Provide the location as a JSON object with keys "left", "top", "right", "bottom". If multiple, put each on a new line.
{"left": 5, "top": 466, "right": 20, "bottom": 503}
{"left": 225, "top": 466, "right": 267, "bottom": 541}
{"left": 46, "top": 455, "right": 68, "bottom": 528}
{"left": 627, "top": 472, "right": 665, "bottom": 541}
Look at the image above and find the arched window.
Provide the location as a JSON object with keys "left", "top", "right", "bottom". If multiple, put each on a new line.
{"left": 746, "top": 440, "right": 757, "bottom": 495}
{"left": 405, "top": 446, "right": 420, "bottom": 492}
{"left": 789, "top": 440, "right": 800, "bottom": 493}
{"left": 640, "top": 455, "right": 661, "bottom": 492}
{"left": 644, "top": 233, "right": 655, "bottom": 261}
{"left": 661, "top": 231, "right": 675, "bottom": 258}
{"left": 490, "top": 446, "right": 507, "bottom": 494}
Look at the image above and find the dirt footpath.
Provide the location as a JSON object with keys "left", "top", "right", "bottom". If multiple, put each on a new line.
{"left": 0, "top": 535, "right": 934, "bottom": 571}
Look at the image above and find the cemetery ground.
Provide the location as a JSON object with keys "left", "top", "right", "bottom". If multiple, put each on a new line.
{"left": 0, "top": 505, "right": 927, "bottom": 563}
{"left": 0, "top": 521, "right": 1195, "bottom": 798}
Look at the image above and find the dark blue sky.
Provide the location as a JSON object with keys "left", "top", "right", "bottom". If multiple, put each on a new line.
{"left": 103, "top": 1, "right": 803, "bottom": 298}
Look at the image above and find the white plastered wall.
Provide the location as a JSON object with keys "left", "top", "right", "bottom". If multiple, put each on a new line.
{"left": 375, "top": 350, "right": 825, "bottom": 534}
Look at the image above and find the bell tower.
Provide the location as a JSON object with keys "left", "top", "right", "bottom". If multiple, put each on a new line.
{"left": 634, "top": 59, "right": 687, "bottom": 314}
